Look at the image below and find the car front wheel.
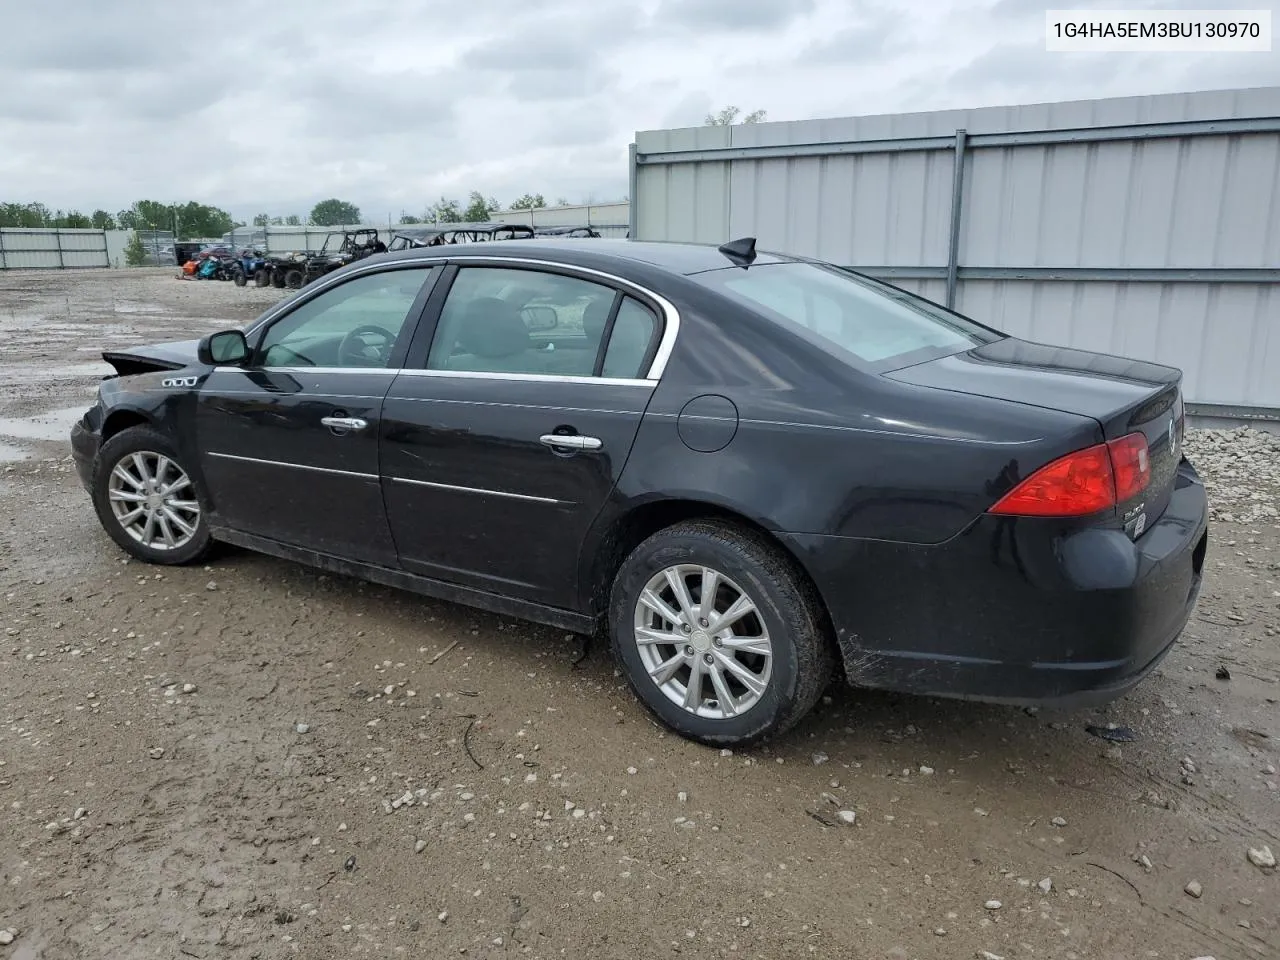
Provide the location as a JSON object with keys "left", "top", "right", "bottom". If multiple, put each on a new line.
{"left": 91, "top": 426, "right": 213, "bottom": 565}
{"left": 609, "top": 520, "right": 834, "bottom": 746}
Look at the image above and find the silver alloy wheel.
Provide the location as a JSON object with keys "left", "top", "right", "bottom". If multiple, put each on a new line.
{"left": 633, "top": 563, "right": 774, "bottom": 720}
{"left": 107, "top": 451, "right": 201, "bottom": 551}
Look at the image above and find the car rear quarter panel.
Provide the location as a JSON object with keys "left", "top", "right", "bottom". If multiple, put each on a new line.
{"left": 615, "top": 291, "right": 1103, "bottom": 545}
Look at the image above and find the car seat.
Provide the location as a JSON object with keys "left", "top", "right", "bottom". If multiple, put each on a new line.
{"left": 447, "top": 298, "right": 537, "bottom": 373}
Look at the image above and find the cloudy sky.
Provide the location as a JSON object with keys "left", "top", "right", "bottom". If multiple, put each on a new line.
{"left": 1, "top": 0, "right": 1276, "bottom": 222}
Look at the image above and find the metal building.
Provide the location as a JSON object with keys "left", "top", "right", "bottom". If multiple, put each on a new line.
{"left": 630, "top": 87, "right": 1280, "bottom": 420}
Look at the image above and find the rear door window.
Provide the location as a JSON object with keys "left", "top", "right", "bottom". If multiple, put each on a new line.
{"left": 425, "top": 267, "right": 659, "bottom": 379}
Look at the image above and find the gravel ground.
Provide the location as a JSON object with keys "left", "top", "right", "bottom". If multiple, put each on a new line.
{"left": 0, "top": 269, "right": 1277, "bottom": 960}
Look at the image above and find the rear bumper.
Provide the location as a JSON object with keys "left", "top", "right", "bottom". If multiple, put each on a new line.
{"left": 782, "top": 459, "right": 1209, "bottom": 708}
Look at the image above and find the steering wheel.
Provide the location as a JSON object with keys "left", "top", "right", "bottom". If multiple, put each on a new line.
{"left": 337, "top": 324, "right": 397, "bottom": 366}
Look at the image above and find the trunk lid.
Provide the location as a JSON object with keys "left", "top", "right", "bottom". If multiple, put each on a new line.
{"left": 887, "top": 337, "right": 1185, "bottom": 532}
{"left": 102, "top": 339, "right": 202, "bottom": 377}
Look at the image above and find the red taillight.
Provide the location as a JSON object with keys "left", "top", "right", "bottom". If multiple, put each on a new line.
{"left": 989, "top": 432, "right": 1150, "bottom": 517}
{"left": 1107, "top": 432, "right": 1150, "bottom": 502}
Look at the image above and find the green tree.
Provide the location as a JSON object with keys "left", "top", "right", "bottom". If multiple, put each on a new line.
{"left": 399, "top": 213, "right": 423, "bottom": 224}
{"left": 0, "top": 202, "right": 52, "bottom": 227}
{"left": 554, "top": 197, "right": 571, "bottom": 207}
{"left": 463, "top": 191, "right": 497, "bottom": 222}
{"left": 704, "top": 106, "right": 766, "bottom": 126}
{"left": 309, "top": 198, "right": 362, "bottom": 226}
{"left": 175, "top": 202, "right": 235, "bottom": 238}
{"left": 129, "top": 200, "right": 174, "bottom": 232}
{"left": 124, "top": 231, "right": 148, "bottom": 266}
{"left": 285, "top": 214, "right": 302, "bottom": 226}
{"left": 509, "top": 193, "right": 546, "bottom": 211}
{"left": 59, "top": 210, "right": 93, "bottom": 228}
{"left": 425, "top": 198, "right": 462, "bottom": 223}
{"left": 252, "top": 213, "right": 271, "bottom": 227}
{"left": 90, "top": 210, "right": 116, "bottom": 230}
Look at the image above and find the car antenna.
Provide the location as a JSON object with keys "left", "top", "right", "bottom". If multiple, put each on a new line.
{"left": 717, "top": 236, "right": 757, "bottom": 267}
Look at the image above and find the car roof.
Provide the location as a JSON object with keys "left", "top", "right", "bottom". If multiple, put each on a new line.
{"left": 383, "top": 238, "right": 797, "bottom": 276}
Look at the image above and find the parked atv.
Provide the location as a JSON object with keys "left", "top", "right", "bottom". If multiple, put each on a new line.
{"left": 229, "top": 250, "right": 267, "bottom": 287}
{"left": 297, "top": 229, "right": 385, "bottom": 286}
{"left": 260, "top": 252, "right": 307, "bottom": 289}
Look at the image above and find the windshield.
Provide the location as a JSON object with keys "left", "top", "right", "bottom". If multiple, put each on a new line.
{"left": 694, "top": 262, "right": 1000, "bottom": 371}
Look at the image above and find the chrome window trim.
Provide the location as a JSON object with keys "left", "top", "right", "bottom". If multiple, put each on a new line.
{"left": 206, "top": 366, "right": 655, "bottom": 388}
{"left": 241, "top": 255, "right": 681, "bottom": 382}
{"left": 208, "top": 366, "right": 399, "bottom": 378}
{"left": 389, "top": 476, "right": 564, "bottom": 505}
{"left": 393, "top": 369, "right": 656, "bottom": 388}
{"left": 206, "top": 451, "right": 378, "bottom": 480}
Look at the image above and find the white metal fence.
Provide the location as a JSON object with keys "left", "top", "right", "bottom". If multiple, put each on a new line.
{"left": 485, "top": 202, "right": 631, "bottom": 237}
{"left": 0, "top": 228, "right": 110, "bottom": 269}
{"left": 631, "top": 87, "right": 1280, "bottom": 418}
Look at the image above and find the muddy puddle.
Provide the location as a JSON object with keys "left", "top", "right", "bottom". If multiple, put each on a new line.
{"left": 0, "top": 439, "right": 28, "bottom": 462}
{"left": 0, "top": 404, "right": 90, "bottom": 442}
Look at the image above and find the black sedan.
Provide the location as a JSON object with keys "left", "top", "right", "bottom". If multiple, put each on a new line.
{"left": 70, "top": 237, "right": 1208, "bottom": 745}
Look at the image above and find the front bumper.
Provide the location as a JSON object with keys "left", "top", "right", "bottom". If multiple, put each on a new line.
{"left": 783, "top": 459, "right": 1210, "bottom": 708}
{"left": 70, "top": 411, "right": 101, "bottom": 492}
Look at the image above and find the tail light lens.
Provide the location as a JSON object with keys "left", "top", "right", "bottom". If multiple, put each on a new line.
{"left": 1108, "top": 432, "right": 1150, "bottom": 502}
{"left": 989, "top": 432, "right": 1150, "bottom": 517}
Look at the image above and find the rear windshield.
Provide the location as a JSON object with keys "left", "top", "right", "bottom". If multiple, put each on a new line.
{"left": 694, "top": 262, "right": 1000, "bottom": 371}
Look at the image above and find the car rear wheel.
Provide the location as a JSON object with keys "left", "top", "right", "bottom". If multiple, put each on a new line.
{"left": 91, "top": 426, "right": 212, "bottom": 566}
{"left": 609, "top": 520, "right": 834, "bottom": 746}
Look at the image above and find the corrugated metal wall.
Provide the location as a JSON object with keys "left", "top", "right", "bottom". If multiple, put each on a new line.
{"left": 0, "top": 229, "right": 110, "bottom": 269}
{"left": 632, "top": 87, "right": 1280, "bottom": 416}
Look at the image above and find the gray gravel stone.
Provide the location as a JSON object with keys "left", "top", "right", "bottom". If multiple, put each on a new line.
{"left": 1185, "top": 879, "right": 1203, "bottom": 898}
{"left": 1247, "top": 845, "right": 1275, "bottom": 869}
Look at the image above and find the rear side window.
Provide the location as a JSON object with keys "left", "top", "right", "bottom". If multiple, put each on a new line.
{"left": 695, "top": 262, "right": 998, "bottom": 370}
{"left": 601, "top": 297, "right": 657, "bottom": 379}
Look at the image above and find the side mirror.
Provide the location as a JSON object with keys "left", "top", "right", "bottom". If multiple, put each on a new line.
{"left": 521, "top": 305, "right": 558, "bottom": 331}
{"left": 198, "top": 329, "right": 249, "bottom": 365}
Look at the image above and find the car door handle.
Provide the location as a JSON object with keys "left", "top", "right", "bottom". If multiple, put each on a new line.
{"left": 321, "top": 416, "right": 368, "bottom": 431}
{"left": 540, "top": 433, "right": 602, "bottom": 452}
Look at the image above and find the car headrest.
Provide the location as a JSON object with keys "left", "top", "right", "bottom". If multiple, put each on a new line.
{"left": 457, "top": 298, "right": 530, "bottom": 358}
{"left": 582, "top": 299, "right": 612, "bottom": 341}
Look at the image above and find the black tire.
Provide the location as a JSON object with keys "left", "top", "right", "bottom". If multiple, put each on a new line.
{"left": 609, "top": 520, "right": 834, "bottom": 747}
{"left": 232, "top": 265, "right": 247, "bottom": 287}
{"left": 91, "top": 426, "right": 213, "bottom": 566}
{"left": 272, "top": 269, "right": 286, "bottom": 289}
{"left": 254, "top": 269, "right": 270, "bottom": 287}
{"left": 284, "top": 269, "right": 304, "bottom": 289}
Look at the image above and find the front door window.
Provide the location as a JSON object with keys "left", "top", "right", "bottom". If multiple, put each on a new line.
{"left": 256, "top": 268, "right": 436, "bottom": 368}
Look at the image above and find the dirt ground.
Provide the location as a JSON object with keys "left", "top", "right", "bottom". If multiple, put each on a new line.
{"left": 0, "top": 268, "right": 1276, "bottom": 960}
